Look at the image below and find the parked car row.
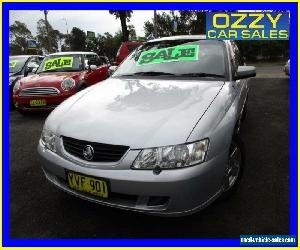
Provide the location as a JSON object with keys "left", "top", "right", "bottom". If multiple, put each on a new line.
{"left": 12, "top": 36, "right": 257, "bottom": 216}
{"left": 10, "top": 41, "right": 143, "bottom": 112}
{"left": 9, "top": 55, "right": 44, "bottom": 108}
{"left": 12, "top": 52, "right": 110, "bottom": 112}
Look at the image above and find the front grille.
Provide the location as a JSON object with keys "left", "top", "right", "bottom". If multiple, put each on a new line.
{"left": 19, "top": 87, "right": 60, "bottom": 96}
{"left": 62, "top": 136, "right": 129, "bottom": 162}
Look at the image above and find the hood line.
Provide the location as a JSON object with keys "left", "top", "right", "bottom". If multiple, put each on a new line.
{"left": 185, "top": 82, "right": 226, "bottom": 143}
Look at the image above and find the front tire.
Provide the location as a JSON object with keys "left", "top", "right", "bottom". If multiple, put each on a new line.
{"left": 16, "top": 108, "right": 26, "bottom": 116}
{"left": 77, "top": 84, "right": 86, "bottom": 92}
{"left": 241, "top": 95, "right": 248, "bottom": 121}
{"left": 76, "top": 80, "right": 87, "bottom": 92}
{"left": 221, "top": 135, "right": 244, "bottom": 198}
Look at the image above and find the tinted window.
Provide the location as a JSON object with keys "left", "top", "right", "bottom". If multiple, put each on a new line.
{"left": 99, "top": 57, "right": 109, "bottom": 65}
{"left": 127, "top": 44, "right": 140, "bottom": 53}
{"left": 230, "top": 41, "right": 243, "bottom": 68}
{"left": 85, "top": 54, "right": 101, "bottom": 66}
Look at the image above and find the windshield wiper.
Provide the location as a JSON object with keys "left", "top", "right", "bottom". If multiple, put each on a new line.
{"left": 121, "top": 71, "right": 176, "bottom": 76}
{"left": 178, "top": 73, "right": 224, "bottom": 78}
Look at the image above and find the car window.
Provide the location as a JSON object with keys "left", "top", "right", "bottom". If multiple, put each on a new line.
{"left": 37, "top": 56, "right": 44, "bottom": 63}
{"left": 127, "top": 44, "right": 140, "bottom": 53}
{"left": 234, "top": 43, "right": 244, "bottom": 66}
{"left": 114, "top": 39, "right": 226, "bottom": 79}
{"left": 228, "top": 41, "right": 244, "bottom": 78}
{"left": 230, "top": 41, "right": 243, "bottom": 68}
{"left": 9, "top": 56, "right": 28, "bottom": 74}
{"left": 99, "top": 57, "right": 109, "bottom": 66}
{"left": 27, "top": 57, "right": 41, "bottom": 68}
{"left": 37, "top": 54, "right": 83, "bottom": 73}
{"left": 85, "top": 54, "right": 102, "bottom": 66}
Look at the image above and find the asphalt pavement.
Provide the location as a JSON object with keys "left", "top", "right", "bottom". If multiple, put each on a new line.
{"left": 10, "top": 66, "right": 290, "bottom": 238}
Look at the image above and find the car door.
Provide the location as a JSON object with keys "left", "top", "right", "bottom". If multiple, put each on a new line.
{"left": 84, "top": 54, "right": 109, "bottom": 86}
{"left": 230, "top": 41, "right": 248, "bottom": 117}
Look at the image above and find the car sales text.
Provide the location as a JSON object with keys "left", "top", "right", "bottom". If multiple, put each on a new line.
{"left": 206, "top": 13, "right": 289, "bottom": 40}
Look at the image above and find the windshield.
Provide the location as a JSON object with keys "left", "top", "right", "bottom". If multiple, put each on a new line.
{"left": 37, "top": 54, "right": 83, "bottom": 73}
{"left": 113, "top": 39, "right": 227, "bottom": 79}
{"left": 9, "top": 56, "right": 28, "bottom": 74}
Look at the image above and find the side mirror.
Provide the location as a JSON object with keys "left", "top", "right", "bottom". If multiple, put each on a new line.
{"left": 89, "top": 65, "right": 97, "bottom": 71}
{"left": 108, "top": 66, "right": 118, "bottom": 76}
{"left": 235, "top": 66, "right": 256, "bottom": 80}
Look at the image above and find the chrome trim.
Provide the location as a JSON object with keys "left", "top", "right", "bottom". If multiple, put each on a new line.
{"left": 19, "top": 87, "right": 60, "bottom": 96}
{"left": 59, "top": 137, "right": 130, "bottom": 167}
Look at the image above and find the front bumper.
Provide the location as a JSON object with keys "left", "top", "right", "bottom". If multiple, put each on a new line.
{"left": 38, "top": 141, "right": 228, "bottom": 216}
{"left": 13, "top": 94, "right": 72, "bottom": 112}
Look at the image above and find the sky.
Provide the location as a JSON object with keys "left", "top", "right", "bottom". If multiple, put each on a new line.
{"left": 9, "top": 10, "right": 156, "bottom": 38}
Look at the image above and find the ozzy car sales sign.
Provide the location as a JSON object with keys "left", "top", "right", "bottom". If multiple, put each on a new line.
{"left": 206, "top": 12, "right": 289, "bottom": 40}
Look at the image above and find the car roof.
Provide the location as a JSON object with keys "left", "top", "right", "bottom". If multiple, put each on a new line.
{"left": 9, "top": 55, "right": 40, "bottom": 58}
{"left": 50, "top": 51, "right": 97, "bottom": 56}
{"left": 147, "top": 35, "right": 207, "bottom": 42}
{"left": 147, "top": 35, "right": 229, "bottom": 44}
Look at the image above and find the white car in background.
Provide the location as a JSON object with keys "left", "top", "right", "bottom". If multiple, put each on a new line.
{"left": 284, "top": 59, "right": 290, "bottom": 76}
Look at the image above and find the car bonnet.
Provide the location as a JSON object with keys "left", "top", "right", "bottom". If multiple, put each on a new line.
{"left": 48, "top": 77, "right": 225, "bottom": 149}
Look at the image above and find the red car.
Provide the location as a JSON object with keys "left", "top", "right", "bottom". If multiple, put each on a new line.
{"left": 13, "top": 52, "right": 110, "bottom": 112}
{"left": 114, "top": 41, "right": 143, "bottom": 65}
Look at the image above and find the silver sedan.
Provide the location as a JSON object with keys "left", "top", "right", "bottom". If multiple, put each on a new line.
{"left": 38, "top": 35, "right": 256, "bottom": 216}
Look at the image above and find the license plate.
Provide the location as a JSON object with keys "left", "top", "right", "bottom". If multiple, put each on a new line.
{"left": 29, "top": 99, "right": 46, "bottom": 107}
{"left": 66, "top": 171, "right": 109, "bottom": 199}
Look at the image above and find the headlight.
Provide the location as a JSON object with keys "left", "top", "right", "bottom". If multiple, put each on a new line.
{"left": 132, "top": 139, "right": 209, "bottom": 170}
{"left": 13, "top": 79, "right": 21, "bottom": 93}
{"left": 61, "top": 78, "right": 75, "bottom": 91}
{"left": 40, "top": 129, "right": 57, "bottom": 152}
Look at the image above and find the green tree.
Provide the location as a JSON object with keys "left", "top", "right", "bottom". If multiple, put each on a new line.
{"left": 127, "top": 24, "right": 136, "bottom": 40}
{"left": 9, "top": 21, "right": 33, "bottom": 55}
{"left": 103, "top": 31, "right": 123, "bottom": 60}
{"left": 143, "top": 11, "right": 206, "bottom": 38}
{"left": 69, "top": 27, "right": 86, "bottom": 51}
{"left": 85, "top": 31, "right": 123, "bottom": 61}
{"left": 109, "top": 10, "right": 133, "bottom": 42}
{"left": 178, "top": 11, "right": 206, "bottom": 34}
{"left": 36, "top": 19, "right": 63, "bottom": 53}
{"left": 144, "top": 12, "right": 174, "bottom": 38}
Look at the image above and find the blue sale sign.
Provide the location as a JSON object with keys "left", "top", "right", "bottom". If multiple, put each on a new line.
{"left": 206, "top": 12, "right": 289, "bottom": 40}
